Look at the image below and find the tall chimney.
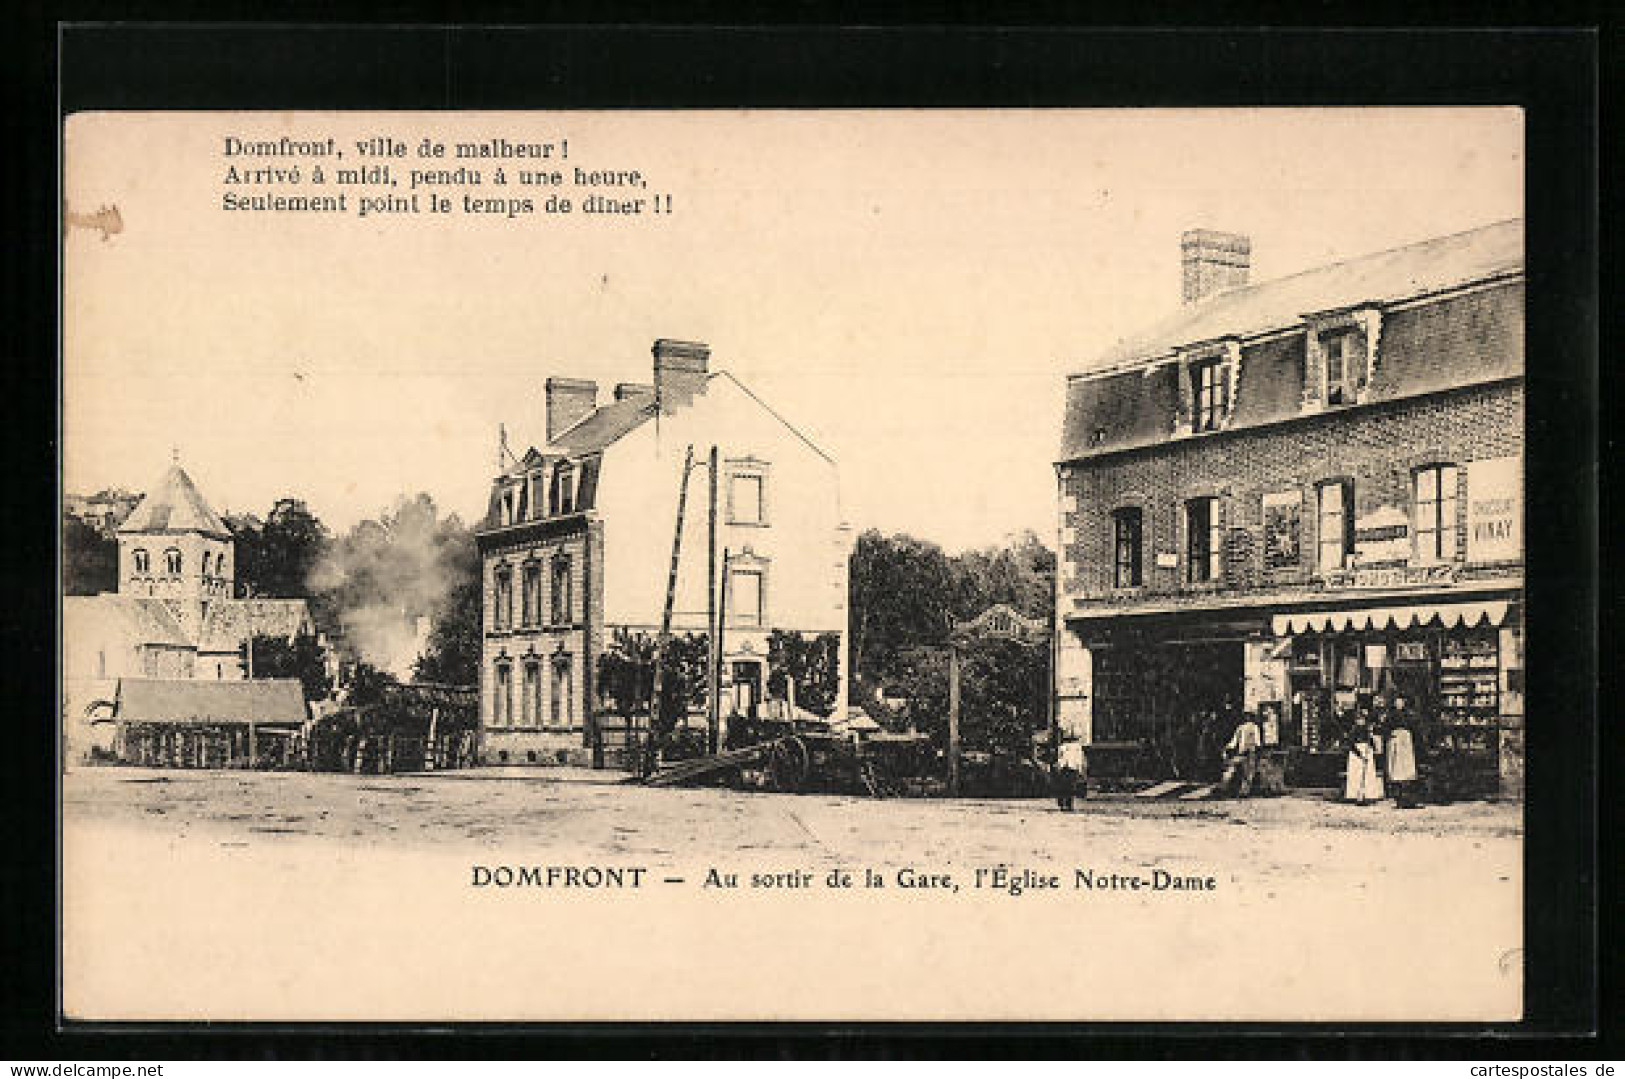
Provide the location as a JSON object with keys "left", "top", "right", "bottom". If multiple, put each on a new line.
{"left": 1181, "top": 229, "right": 1251, "bottom": 304}
{"left": 545, "top": 377, "right": 598, "bottom": 442}
{"left": 652, "top": 339, "right": 711, "bottom": 412}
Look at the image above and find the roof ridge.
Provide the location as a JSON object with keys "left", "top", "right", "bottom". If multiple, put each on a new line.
{"left": 1190, "top": 216, "right": 1523, "bottom": 309}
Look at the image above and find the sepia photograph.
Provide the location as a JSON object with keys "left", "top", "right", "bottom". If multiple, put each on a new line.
{"left": 59, "top": 104, "right": 1535, "bottom": 1025}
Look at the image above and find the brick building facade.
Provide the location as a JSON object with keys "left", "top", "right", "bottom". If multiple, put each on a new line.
{"left": 1055, "top": 221, "right": 1524, "bottom": 797}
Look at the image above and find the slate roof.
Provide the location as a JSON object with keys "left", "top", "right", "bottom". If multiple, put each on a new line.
{"left": 118, "top": 465, "right": 232, "bottom": 538}
{"left": 547, "top": 388, "right": 660, "bottom": 454}
{"left": 63, "top": 595, "right": 192, "bottom": 648}
{"left": 1059, "top": 220, "right": 1524, "bottom": 462}
{"left": 114, "top": 677, "right": 309, "bottom": 726}
{"left": 1091, "top": 219, "right": 1522, "bottom": 370}
{"left": 197, "top": 599, "right": 315, "bottom": 653}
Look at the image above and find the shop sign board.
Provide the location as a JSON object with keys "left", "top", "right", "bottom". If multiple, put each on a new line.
{"left": 1466, "top": 455, "right": 1521, "bottom": 563}
{"left": 1323, "top": 564, "right": 1458, "bottom": 590}
{"left": 1395, "top": 640, "right": 1430, "bottom": 663}
{"left": 1261, "top": 491, "right": 1301, "bottom": 570}
{"left": 1354, "top": 504, "right": 1410, "bottom": 566}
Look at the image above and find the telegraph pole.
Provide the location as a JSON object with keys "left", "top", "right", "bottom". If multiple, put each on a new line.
{"left": 706, "top": 445, "right": 721, "bottom": 755}
{"left": 946, "top": 643, "right": 961, "bottom": 797}
{"left": 645, "top": 445, "right": 695, "bottom": 777}
{"left": 715, "top": 549, "right": 731, "bottom": 747}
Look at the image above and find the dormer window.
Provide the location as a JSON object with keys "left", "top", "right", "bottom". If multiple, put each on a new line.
{"left": 1323, "top": 332, "right": 1352, "bottom": 406}
{"left": 1191, "top": 359, "right": 1230, "bottom": 432}
{"left": 1175, "top": 340, "right": 1239, "bottom": 436}
{"left": 550, "top": 462, "right": 577, "bottom": 516}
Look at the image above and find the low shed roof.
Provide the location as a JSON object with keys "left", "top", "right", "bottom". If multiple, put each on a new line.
{"left": 114, "top": 678, "right": 309, "bottom": 727}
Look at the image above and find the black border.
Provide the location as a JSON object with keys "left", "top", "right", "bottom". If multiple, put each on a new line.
{"left": 11, "top": 19, "right": 1603, "bottom": 1060}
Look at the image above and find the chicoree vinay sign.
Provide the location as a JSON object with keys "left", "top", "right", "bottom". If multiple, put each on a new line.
{"left": 1466, "top": 455, "right": 1522, "bottom": 563}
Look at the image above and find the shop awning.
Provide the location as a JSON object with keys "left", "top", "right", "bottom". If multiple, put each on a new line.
{"left": 1272, "top": 599, "right": 1509, "bottom": 637}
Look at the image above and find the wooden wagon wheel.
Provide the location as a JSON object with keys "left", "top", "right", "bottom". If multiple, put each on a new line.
{"left": 768, "top": 737, "right": 810, "bottom": 793}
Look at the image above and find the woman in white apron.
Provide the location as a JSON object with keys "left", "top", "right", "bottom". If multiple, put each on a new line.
{"left": 1344, "top": 719, "right": 1385, "bottom": 805}
{"left": 1385, "top": 697, "right": 1421, "bottom": 807}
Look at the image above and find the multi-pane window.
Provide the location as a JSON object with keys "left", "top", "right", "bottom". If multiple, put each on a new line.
{"left": 731, "top": 569, "right": 764, "bottom": 626}
{"left": 133, "top": 548, "right": 149, "bottom": 574}
{"left": 551, "top": 655, "right": 574, "bottom": 726}
{"left": 1185, "top": 497, "right": 1222, "bottom": 583}
{"left": 164, "top": 548, "right": 182, "bottom": 575}
{"left": 730, "top": 472, "right": 766, "bottom": 524}
{"left": 1191, "top": 360, "right": 1229, "bottom": 432}
{"left": 1324, "top": 333, "right": 1352, "bottom": 405}
{"left": 494, "top": 663, "right": 513, "bottom": 727}
{"left": 550, "top": 557, "right": 572, "bottom": 624}
{"left": 522, "top": 661, "right": 540, "bottom": 726}
{"left": 1317, "top": 480, "right": 1355, "bottom": 573}
{"left": 493, "top": 567, "right": 513, "bottom": 630}
{"left": 551, "top": 464, "right": 576, "bottom": 515}
{"left": 1112, "top": 507, "right": 1143, "bottom": 588}
{"left": 521, "top": 563, "right": 541, "bottom": 626}
{"left": 1414, "top": 464, "right": 1460, "bottom": 564}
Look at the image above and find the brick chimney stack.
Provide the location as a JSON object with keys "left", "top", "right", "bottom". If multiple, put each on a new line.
{"left": 1181, "top": 229, "right": 1251, "bottom": 305}
{"left": 652, "top": 339, "right": 711, "bottom": 412}
{"left": 545, "top": 377, "right": 598, "bottom": 442}
{"left": 614, "top": 382, "right": 653, "bottom": 401}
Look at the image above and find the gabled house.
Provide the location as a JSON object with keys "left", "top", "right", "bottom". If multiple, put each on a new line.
{"left": 475, "top": 339, "right": 850, "bottom": 767}
{"left": 1054, "top": 220, "right": 1524, "bottom": 796}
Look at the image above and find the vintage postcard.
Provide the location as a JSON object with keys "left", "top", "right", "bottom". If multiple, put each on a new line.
{"left": 61, "top": 108, "right": 1526, "bottom": 1023}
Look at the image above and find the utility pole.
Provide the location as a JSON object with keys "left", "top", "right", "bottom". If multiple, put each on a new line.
{"left": 715, "top": 549, "right": 731, "bottom": 747}
{"left": 245, "top": 610, "right": 256, "bottom": 769}
{"left": 947, "top": 643, "right": 961, "bottom": 797}
{"left": 706, "top": 445, "right": 721, "bottom": 755}
{"left": 645, "top": 445, "right": 695, "bottom": 777}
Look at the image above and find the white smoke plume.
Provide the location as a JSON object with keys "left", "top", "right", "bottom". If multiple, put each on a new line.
{"left": 307, "top": 493, "right": 477, "bottom": 678}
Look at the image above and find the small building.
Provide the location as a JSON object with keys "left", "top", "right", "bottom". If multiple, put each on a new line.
{"left": 1054, "top": 220, "right": 1524, "bottom": 797}
{"left": 61, "top": 459, "right": 318, "bottom": 761}
{"left": 109, "top": 677, "right": 309, "bottom": 768}
{"left": 475, "top": 338, "right": 851, "bottom": 767}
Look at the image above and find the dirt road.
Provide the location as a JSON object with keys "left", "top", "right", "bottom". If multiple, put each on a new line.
{"left": 60, "top": 766, "right": 1524, "bottom": 1024}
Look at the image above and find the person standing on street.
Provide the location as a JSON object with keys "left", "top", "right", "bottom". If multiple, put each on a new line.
{"left": 1385, "top": 696, "right": 1422, "bottom": 808}
{"left": 1218, "top": 711, "right": 1263, "bottom": 797}
{"left": 1054, "top": 735, "right": 1087, "bottom": 811}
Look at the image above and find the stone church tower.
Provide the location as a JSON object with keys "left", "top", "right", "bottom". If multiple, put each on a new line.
{"left": 116, "top": 458, "right": 236, "bottom": 639}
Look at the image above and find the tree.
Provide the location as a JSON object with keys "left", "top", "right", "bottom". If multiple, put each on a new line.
{"left": 257, "top": 499, "right": 330, "bottom": 598}
{"left": 229, "top": 500, "right": 330, "bottom": 599}
{"left": 249, "top": 631, "right": 333, "bottom": 702}
{"left": 847, "top": 530, "right": 957, "bottom": 686}
{"left": 62, "top": 516, "right": 118, "bottom": 595}
{"left": 766, "top": 630, "right": 841, "bottom": 717}
{"left": 847, "top": 529, "right": 1056, "bottom": 750}
{"left": 596, "top": 629, "right": 658, "bottom": 720}
{"left": 413, "top": 577, "right": 481, "bottom": 686}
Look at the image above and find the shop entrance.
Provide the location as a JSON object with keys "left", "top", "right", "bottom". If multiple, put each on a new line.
{"left": 1093, "top": 637, "right": 1244, "bottom": 780}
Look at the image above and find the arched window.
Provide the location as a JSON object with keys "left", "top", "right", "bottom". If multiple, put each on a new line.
{"left": 132, "top": 548, "right": 150, "bottom": 574}
{"left": 164, "top": 548, "right": 182, "bottom": 575}
{"left": 201, "top": 552, "right": 213, "bottom": 578}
